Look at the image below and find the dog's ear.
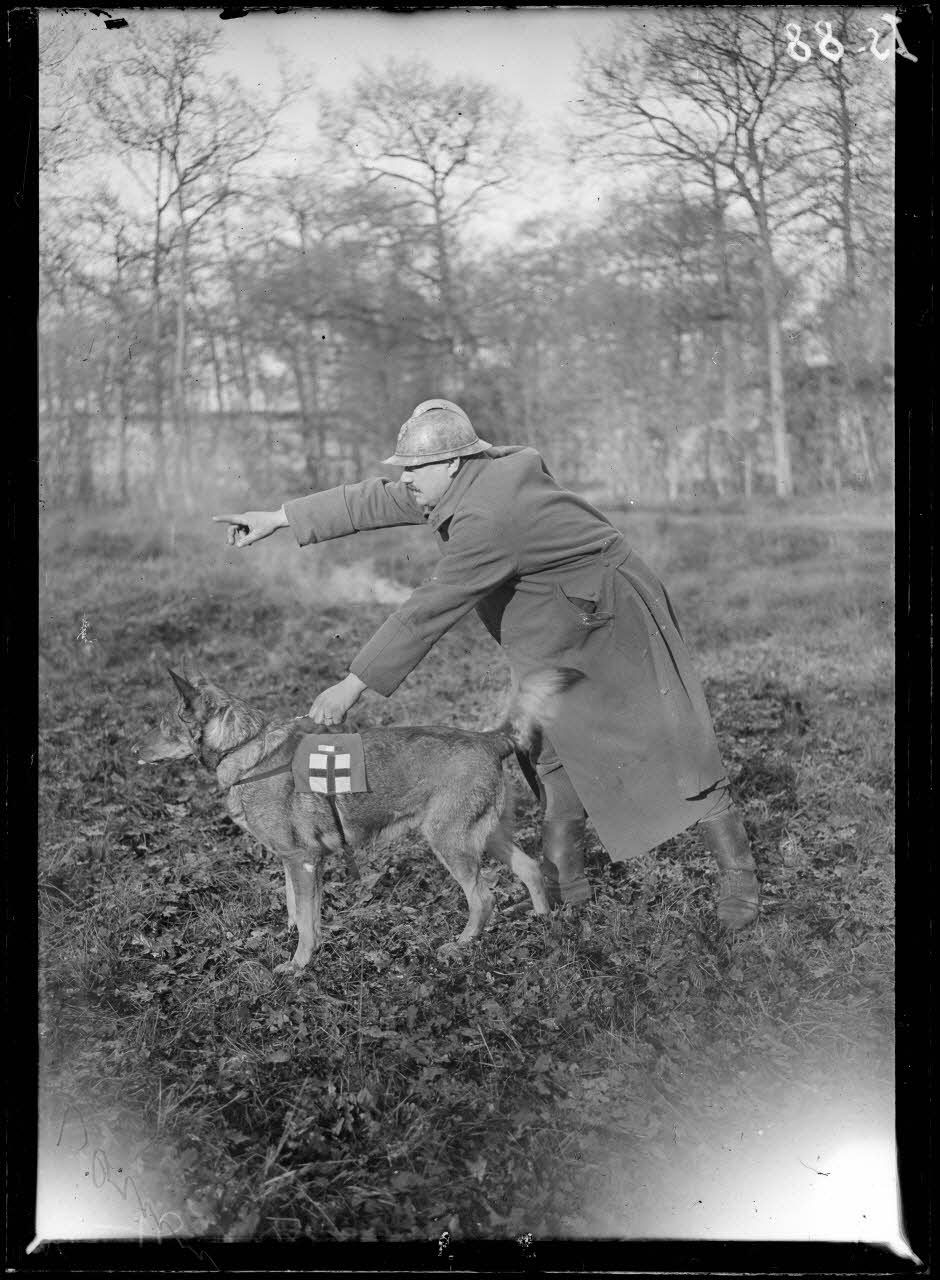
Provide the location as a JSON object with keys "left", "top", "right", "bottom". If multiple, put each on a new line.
{"left": 167, "top": 668, "right": 201, "bottom": 708}
{"left": 197, "top": 674, "right": 231, "bottom": 703}
{"left": 180, "top": 654, "right": 206, "bottom": 686}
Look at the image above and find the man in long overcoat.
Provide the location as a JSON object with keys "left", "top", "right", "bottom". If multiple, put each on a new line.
{"left": 214, "top": 399, "right": 760, "bottom": 927}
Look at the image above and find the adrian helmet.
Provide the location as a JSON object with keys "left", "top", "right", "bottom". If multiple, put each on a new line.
{"left": 383, "top": 399, "right": 491, "bottom": 466}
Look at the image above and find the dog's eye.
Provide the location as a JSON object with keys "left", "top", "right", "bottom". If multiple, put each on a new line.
{"left": 169, "top": 707, "right": 200, "bottom": 742}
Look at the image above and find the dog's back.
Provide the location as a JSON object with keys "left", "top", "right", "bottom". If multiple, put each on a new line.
{"left": 308, "top": 725, "right": 510, "bottom": 845}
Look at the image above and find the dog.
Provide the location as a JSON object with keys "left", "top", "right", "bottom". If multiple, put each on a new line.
{"left": 132, "top": 666, "right": 581, "bottom": 971}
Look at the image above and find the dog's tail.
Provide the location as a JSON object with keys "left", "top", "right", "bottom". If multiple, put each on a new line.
{"left": 489, "top": 667, "right": 584, "bottom": 762}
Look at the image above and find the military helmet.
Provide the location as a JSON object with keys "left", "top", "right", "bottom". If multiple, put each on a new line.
{"left": 383, "top": 398, "right": 491, "bottom": 466}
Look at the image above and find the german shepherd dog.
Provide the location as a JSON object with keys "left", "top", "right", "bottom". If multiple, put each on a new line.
{"left": 133, "top": 667, "right": 580, "bottom": 971}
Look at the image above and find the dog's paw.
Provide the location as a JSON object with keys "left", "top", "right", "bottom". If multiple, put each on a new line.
{"left": 502, "top": 899, "right": 536, "bottom": 920}
{"left": 436, "top": 940, "right": 467, "bottom": 963}
{"left": 273, "top": 959, "right": 305, "bottom": 976}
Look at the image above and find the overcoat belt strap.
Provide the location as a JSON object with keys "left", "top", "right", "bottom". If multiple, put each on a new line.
{"left": 523, "top": 532, "right": 632, "bottom": 585}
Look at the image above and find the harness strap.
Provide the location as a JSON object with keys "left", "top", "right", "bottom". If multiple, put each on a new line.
{"left": 326, "top": 794, "right": 360, "bottom": 880}
{"left": 234, "top": 759, "right": 295, "bottom": 785}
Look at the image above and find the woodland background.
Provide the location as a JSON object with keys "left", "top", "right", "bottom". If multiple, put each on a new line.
{"left": 39, "top": 6, "right": 895, "bottom": 513}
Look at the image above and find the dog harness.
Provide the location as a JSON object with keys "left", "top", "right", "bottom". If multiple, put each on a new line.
{"left": 231, "top": 722, "right": 367, "bottom": 879}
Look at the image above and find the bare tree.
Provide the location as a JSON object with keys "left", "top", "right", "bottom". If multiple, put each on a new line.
{"left": 320, "top": 59, "right": 529, "bottom": 386}
{"left": 82, "top": 15, "right": 297, "bottom": 507}
{"left": 38, "top": 17, "right": 94, "bottom": 178}
{"left": 572, "top": 6, "right": 832, "bottom": 497}
{"left": 803, "top": 8, "right": 894, "bottom": 488}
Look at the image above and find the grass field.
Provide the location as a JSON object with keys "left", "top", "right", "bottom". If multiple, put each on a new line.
{"left": 37, "top": 495, "right": 898, "bottom": 1246}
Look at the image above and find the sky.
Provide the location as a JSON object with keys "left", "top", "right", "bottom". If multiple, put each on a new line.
{"left": 212, "top": 6, "right": 632, "bottom": 227}
{"left": 43, "top": 6, "right": 640, "bottom": 236}
{"left": 209, "top": 7, "right": 623, "bottom": 121}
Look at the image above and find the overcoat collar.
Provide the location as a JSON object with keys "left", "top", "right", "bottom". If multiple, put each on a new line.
{"left": 426, "top": 445, "right": 526, "bottom": 532}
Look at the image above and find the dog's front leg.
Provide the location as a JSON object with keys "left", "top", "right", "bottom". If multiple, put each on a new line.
{"left": 275, "top": 854, "right": 323, "bottom": 972}
{"left": 283, "top": 861, "right": 297, "bottom": 930}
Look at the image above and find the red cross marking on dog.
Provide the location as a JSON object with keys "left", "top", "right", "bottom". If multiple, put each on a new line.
{"left": 308, "top": 746, "right": 353, "bottom": 794}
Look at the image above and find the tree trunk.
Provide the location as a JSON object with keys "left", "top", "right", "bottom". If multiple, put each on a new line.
{"left": 310, "top": 341, "right": 326, "bottom": 486}
{"left": 854, "top": 405, "right": 877, "bottom": 487}
{"left": 202, "top": 319, "right": 228, "bottom": 456}
{"left": 291, "top": 346, "right": 317, "bottom": 488}
{"left": 73, "top": 407, "right": 95, "bottom": 507}
{"left": 701, "top": 366, "right": 716, "bottom": 497}
{"left": 431, "top": 186, "right": 466, "bottom": 385}
{"left": 836, "top": 402, "right": 859, "bottom": 492}
{"left": 234, "top": 324, "right": 255, "bottom": 411}
{"left": 709, "top": 178, "right": 739, "bottom": 498}
{"left": 828, "top": 54, "right": 873, "bottom": 488}
{"left": 754, "top": 240, "right": 792, "bottom": 498}
{"left": 222, "top": 225, "right": 256, "bottom": 429}
{"left": 832, "top": 57, "right": 858, "bottom": 298}
{"left": 116, "top": 371, "right": 129, "bottom": 505}
{"left": 841, "top": 402, "right": 876, "bottom": 488}
{"left": 150, "top": 156, "right": 168, "bottom": 511}
{"left": 97, "top": 348, "right": 116, "bottom": 505}
{"left": 670, "top": 323, "right": 686, "bottom": 501}
{"left": 172, "top": 215, "right": 193, "bottom": 512}
{"left": 822, "top": 416, "right": 842, "bottom": 494}
{"left": 718, "top": 324, "right": 739, "bottom": 496}
{"left": 523, "top": 334, "right": 542, "bottom": 448}
{"left": 259, "top": 387, "right": 275, "bottom": 493}
{"left": 738, "top": 138, "right": 793, "bottom": 499}
{"left": 665, "top": 449, "right": 680, "bottom": 503}
{"left": 48, "top": 341, "right": 69, "bottom": 500}
{"left": 108, "top": 242, "right": 131, "bottom": 506}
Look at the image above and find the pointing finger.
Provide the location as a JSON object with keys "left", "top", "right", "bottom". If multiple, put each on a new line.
{"left": 212, "top": 513, "right": 246, "bottom": 524}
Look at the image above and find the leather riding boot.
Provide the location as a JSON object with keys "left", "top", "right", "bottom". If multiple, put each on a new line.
{"left": 699, "top": 807, "right": 760, "bottom": 929}
{"left": 541, "top": 818, "right": 592, "bottom": 908}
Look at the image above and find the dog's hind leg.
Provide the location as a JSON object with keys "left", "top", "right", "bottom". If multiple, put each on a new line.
{"left": 424, "top": 819, "right": 496, "bottom": 946}
{"left": 485, "top": 822, "right": 550, "bottom": 916}
{"left": 276, "top": 853, "right": 323, "bottom": 971}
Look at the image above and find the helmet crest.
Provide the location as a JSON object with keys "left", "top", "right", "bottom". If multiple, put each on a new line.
{"left": 383, "top": 399, "right": 490, "bottom": 466}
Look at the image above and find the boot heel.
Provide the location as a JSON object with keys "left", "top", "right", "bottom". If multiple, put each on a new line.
{"left": 717, "top": 869, "right": 760, "bottom": 928}
{"left": 700, "top": 807, "right": 760, "bottom": 929}
{"left": 541, "top": 818, "right": 590, "bottom": 911}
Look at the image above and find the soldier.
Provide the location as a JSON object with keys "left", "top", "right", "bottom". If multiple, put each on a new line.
{"left": 214, "top": 399, "right": 760, "bottom": 926}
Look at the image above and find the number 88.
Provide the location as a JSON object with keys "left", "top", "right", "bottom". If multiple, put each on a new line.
{"left": 784, "top": 21, "right": 845, "bottom": 64}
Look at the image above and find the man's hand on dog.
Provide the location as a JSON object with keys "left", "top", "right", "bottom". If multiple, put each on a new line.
{"left": 212, "top": 508, "right": 289, "bottom": 547}
{"left": 309, "top": 674, "right": 367, "bottom": 725}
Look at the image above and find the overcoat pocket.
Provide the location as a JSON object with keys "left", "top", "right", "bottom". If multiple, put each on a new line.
{"left": 553, "top": 565, "right": 615, "bottom": 643}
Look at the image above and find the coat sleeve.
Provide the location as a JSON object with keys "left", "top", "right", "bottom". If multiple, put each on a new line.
{"left": 284, "top": 478, "right": 426, "bottom": 547}
{"left": 348, "top": 509, "right": 517, "bottom": 696}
